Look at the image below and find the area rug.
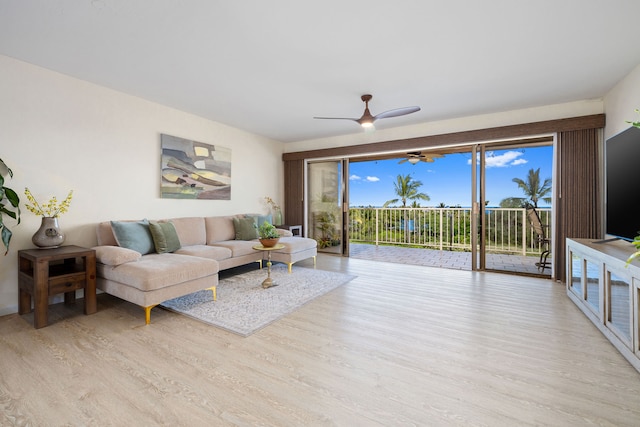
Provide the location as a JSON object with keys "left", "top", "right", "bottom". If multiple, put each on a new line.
{"left": 160, "top": 265, "right": 356, "bottom": 336}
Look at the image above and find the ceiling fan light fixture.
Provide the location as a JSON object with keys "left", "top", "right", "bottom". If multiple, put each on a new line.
{"left": 408, "top": 157, "right": 420, "bottom": 164}
{"left": 360, "top": 120, "right": 374, "bottom": 128}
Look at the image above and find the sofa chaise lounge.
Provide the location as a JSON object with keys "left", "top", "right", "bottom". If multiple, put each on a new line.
{"left": 94, "top": 215, "right": 317, "bottom": 324}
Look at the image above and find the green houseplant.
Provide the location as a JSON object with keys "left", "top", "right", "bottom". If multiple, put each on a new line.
{"left": 0, "top": 158, "right": 21, "bottom": 255}
{"left": 314, "top": 210, "right": 340, "bottom": 248}
{"left": 258, "top": 221, "right": 280, "bottom": 247}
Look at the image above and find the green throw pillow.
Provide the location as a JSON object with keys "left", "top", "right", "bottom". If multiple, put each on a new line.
{"left": 149, "top": 220, "right": 182, "bottom": 254}
{"left": 233, "top": 217, "right": 258, "bottom": 240}
{"left": 110, "top": 219, "right": 155, "bottom": 255}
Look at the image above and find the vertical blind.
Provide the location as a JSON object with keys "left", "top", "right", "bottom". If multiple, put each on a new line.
{"left": 554, "top": 128, "right": 601, "bottom": 282}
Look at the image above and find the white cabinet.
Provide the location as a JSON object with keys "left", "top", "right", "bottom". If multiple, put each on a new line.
{"left": 566, "top": 238, "right": 640, "bottom": 372}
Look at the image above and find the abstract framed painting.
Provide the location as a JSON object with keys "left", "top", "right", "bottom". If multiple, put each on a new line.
{"left": 160, "top": 134, "right": 231, "bottom": 200}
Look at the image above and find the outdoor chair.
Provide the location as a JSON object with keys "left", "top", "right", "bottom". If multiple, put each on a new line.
{"left": 527, "top": 207, "right": 551, "bottom": 272}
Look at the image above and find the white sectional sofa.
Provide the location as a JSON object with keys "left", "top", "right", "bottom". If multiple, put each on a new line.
{"left": 93, "top": 215, "right": 317, "bottom": 324}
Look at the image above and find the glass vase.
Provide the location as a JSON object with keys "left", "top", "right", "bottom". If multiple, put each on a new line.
{"left": 32, "top": 216, "right": 65, "bottom": 249}
{"left": 273, "top": 209, "right": 283, "bottom": 226}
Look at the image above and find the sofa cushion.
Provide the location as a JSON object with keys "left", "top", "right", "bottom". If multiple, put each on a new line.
{"left": 110, "top": 220, "right": 155, "bottom": 255}
{"left": 170, "top": 217, "right": 206, "bottom": 246}
{"left": 233, "top": 217, "right": 258, "bottom": 240}
{"left": 96, "top": 221, "right": 118, "bottom": 246}
{"left": 93, "top": 245, "right": 142, "bottom": 266}
{"left": 210, "top": 240, "right": 260, "bottom": 257}
{"left": 175, "top": 245, "right": 232, "bottom": 261}
{"left": 205, "top": 216, "right": 238, "bottom": 243}
{"left": 273, "top": 236, "right": 318, "bottom": 254}
{"left": 149, "top": 220, "right": 181, "bottom": 254}
{"left": 276, "top": 228, "right": 293, "bottom": 237}
{"left": 98, "top": 253, "right": 218, "bottom": 292}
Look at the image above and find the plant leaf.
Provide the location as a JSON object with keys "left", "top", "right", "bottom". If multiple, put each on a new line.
{"left": 1, "top": 225, "right": 11, "bottom": 256}
{"left": 4, "top": 187, "right": 20, "bottom": 208}
{"left": 0, "top": 206, "right": 17, "bottom": 220}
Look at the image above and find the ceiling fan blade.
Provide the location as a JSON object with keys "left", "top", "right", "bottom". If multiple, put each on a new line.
{"left": 398, "top": 158, "right": 409, "bottom": 164}
{"left": 374, "top": 106, "right": 421, "bottom": 120}
{"left": 313, "top": 116, "right": 360, "bottom": 122}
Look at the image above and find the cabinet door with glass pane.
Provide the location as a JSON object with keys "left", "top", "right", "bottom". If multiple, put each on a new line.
{"left": 568, "top": 250, "right": 584, "bottom": 299}
{"left": 606, "top": 268, "right": 633, "bottom": 348}
{"left": 584, "top": 258, "right": 602, "bottom": 318}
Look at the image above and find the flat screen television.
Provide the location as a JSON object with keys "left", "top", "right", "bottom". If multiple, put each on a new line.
{"left": 606, "top": 125, "right": 640, "bottom": 241}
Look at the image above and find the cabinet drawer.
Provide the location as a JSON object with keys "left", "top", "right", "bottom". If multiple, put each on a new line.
{"left": 49, "top": 273, "right": 86, "bottom": 294}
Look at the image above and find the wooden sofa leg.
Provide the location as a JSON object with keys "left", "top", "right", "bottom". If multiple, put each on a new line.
{"left": 257, "top": 259, "right": 263, "bottom": 269}
{"left": 287, "top": 262, "right": 293, "bottom": 273}
{"left": 313, "top": 256, "right": 317, "bottom": 267}
{"left": 206, "top": 286, "right": 217, "bottom": 301}
{"left": 144, "top": 305, "right": 158, "bottom": 325}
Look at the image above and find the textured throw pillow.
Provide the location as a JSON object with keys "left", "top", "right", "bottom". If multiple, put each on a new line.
{"left": 233, "top": 217, "right": 258, "bottom": 240}
{"left": 110, "top": 219, "right": 155, "bottom": 255}
{"left": 149, "top": 220, "right": 182, "bottom": 254}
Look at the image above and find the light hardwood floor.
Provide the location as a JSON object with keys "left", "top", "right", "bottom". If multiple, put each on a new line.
{"left": 1, "top": 255, "right": 639, "bottom": 426}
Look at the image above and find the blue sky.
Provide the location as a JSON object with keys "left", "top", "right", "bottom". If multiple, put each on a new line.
{"left": 348, "top": 145, "right": 553, "bottom": 207}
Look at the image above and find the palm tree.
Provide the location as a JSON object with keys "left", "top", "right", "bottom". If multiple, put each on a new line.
{"left": 383, "top": 174, "right": 429, "bottom": 241}
{"left": 502, "top": 168, "right": 552, "bottom": 208}
{"left": 382, "top": 174, "right": 430, "bottom": 208}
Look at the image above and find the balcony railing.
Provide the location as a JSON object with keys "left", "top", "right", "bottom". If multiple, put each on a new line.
{"left": 348, "top": 207, "right": 551, "bottom": 256}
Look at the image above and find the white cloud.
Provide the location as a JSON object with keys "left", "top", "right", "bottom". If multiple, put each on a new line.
{"left": 467, "top": 150, "right": 526, "bottom": 168}
{"left": 349, "top": 174, "right": 361, "bottom": 181}
{"left": 366, "top": 176, "right": 380, "bottom": 182}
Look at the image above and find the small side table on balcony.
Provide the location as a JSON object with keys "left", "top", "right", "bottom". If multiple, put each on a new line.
{"left": 18, "top": 245, "right": 97, "bottom": 329}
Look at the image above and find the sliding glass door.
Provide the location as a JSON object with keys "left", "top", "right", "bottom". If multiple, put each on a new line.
{"left": 475, "top": 141, "right": 553, "bottom": 276}
{"left": 307, "top": 160, "right": 347, "bottom": 255}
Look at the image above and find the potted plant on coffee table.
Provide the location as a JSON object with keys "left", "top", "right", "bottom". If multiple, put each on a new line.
{"left": 258, "top": 221, "right": 280, "bottom": 247}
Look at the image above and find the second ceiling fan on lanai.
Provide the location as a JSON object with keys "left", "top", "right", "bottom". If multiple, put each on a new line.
{"left": 399, "top": 152, "right": 444, "bottom": 164}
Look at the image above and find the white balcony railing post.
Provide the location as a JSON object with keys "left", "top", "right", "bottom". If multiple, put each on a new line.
{"left": 522, "top": 208, "right": 526, "bottom": 256}
{"left": 439, "top": 209, "right": 443, "bottom": 251}
{"left": 375, "top": 208, "right": 379, "bottom": 246}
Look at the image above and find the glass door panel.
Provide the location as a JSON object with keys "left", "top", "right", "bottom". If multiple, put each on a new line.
{"left": 569, "top": 251, "right": 583, "bottom": 297}
{"left": 307, "top": 161, "right": 344, "bottom": 255}
{"left": 479, "top": 142, "right": 553, "bottom": 276}
{"left": 585, "top": 259, "right": 600, "bottom": 313}
{"left": 607, "top": 270, "right": 631, "bottom": 344}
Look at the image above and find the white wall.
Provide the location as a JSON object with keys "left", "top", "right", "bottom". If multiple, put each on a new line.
{"left": 0, "top": 55, "right": 284, "bottom": 316}
{"left": 604, "top": 63, "right": 640, "bottom": 139}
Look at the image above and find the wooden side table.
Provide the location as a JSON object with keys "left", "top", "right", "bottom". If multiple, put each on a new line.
{"left": 18, "top": 245, "right": 97, "bottom": 328}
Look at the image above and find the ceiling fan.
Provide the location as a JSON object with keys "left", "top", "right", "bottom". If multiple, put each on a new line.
{"left": 314, "top": 94, "right": 420, "bottom": 128}
{"left": 398, "top": 151, "right": 444, "bottom": 165}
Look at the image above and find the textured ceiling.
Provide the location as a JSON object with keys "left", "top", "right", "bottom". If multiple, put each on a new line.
{"left": 1, "top": 1, "right": 639, "bottom": 143}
